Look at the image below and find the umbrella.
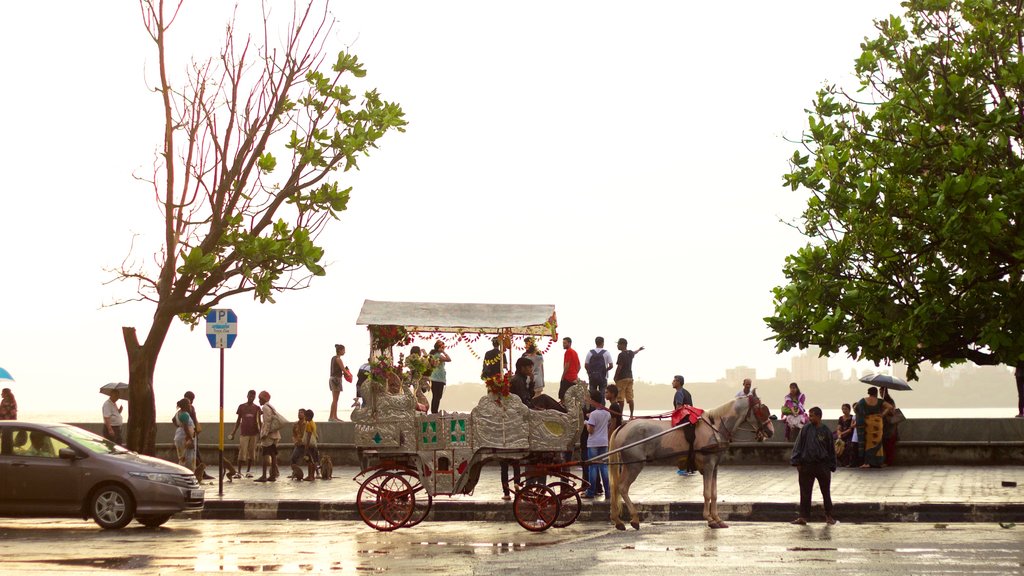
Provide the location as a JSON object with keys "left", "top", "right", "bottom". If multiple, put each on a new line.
{"left": 0, "top": 367, "right": 13, "bottom": 382}
{"left": 99, "top": 382, "right": 129, "bottom": 397}
{"left": 859, "top": 373, "right": 912, "bottom": 391}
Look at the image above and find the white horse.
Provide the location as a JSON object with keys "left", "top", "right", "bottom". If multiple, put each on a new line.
{"left": 608, "top": 392, "right": 774, "bottom": 530}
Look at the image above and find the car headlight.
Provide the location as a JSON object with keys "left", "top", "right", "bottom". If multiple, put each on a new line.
{"left": 129, "top": 472, "right": 176, "bottom": 484}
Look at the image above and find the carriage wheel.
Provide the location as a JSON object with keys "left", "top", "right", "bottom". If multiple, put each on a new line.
{"left": 392, "top": 470, "right": 432, "bottom": 527}
{"left": 548, "top": 481, "right": 582, "bottom": 528}
{"left": 513, "top": 483, "right": 560, "bottom": 532}
{"left": 356, "top": 471, "right": 414, "bottom": 531}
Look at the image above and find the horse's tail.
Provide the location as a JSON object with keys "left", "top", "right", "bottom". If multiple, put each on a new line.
{"left": 608, "top": 424, "right": 623, "bottom": 523}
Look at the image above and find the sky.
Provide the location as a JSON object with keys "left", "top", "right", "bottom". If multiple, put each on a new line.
{"left": 0, "top": 0, "right": 909, "bottom": 419}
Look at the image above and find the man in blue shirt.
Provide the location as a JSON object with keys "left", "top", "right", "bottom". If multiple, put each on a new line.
{"left": 672, "top": 375, "right": 692, "bottom": 407}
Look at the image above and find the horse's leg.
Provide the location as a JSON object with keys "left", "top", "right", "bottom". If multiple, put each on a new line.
{"left": 701, "top": 457, "right": 715, "bottom": 527}
{"left": 710, "top": 461, "right": 728, "bottom": 528}
{"left": 609, "top": 448, "right": 625, "bottom": 530}
{"left": 622, "top": 461, "right": 643, "bottom": 530}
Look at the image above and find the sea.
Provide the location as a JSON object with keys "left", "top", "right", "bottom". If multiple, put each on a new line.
{"left": 17, "top": 406, "right": 1017, "bottom": 424}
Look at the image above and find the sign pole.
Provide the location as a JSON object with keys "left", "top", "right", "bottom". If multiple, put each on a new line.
{"left": 219, "top": 347, "right": 225, "bottom": 497}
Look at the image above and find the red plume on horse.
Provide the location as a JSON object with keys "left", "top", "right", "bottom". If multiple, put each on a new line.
{"left": 608, "top": 390, "right": 774, "bottom": 530}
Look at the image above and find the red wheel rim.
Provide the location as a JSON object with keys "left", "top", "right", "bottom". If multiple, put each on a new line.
{"left": 357, "top": 472, "right": 414, "bottom": 531}
{"left": 513, "top": 484, "right": 560, "bottom": 532}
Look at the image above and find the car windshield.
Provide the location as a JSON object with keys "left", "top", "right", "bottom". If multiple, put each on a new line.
{"left": 51, "top": 425, "right": 132, "bottom": 455}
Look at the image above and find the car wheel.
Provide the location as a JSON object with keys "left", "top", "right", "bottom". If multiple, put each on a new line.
{"left": 136, "top": 515, "right": 172, "bottom": 528}
{"left": 90, "top": 485, "right": 134, "bottom": 529}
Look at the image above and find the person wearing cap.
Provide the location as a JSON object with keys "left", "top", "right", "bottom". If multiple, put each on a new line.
{"left": 329, "top": 344, "right": 348, "bottom": 422}
{"left": 613, "top": 338, "right": 644, "bottom": 420}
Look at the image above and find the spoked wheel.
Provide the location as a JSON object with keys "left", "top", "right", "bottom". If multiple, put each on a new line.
{"left": 548, "top": 481, "right": 582, "bottom": 528}
{"left": 393, "top": 470, "right": 432, "bottom": 528}
{"left": 356, "top": 471, "right": 414, "bottom": 531}
{"left": 513, "top": 483, "right": 560, "bottom": 532}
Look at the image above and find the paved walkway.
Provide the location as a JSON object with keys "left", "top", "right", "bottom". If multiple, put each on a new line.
{"left": 193, "top": 464, "right": 1024, "bottom": 523}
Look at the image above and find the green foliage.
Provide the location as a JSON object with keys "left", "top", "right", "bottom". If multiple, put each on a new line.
{"left": 768, "top": 0, "right": 1024, "bottom": 378}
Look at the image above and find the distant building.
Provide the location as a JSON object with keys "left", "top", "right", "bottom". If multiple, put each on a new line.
{"left": 775, "top": 367, "right": 792, "bottom": 381}
{"left": 724, "top": 366, "right": 756, "bottom": 383}
{"left": 791, "top": 345, "right": 829, "bottom": 383}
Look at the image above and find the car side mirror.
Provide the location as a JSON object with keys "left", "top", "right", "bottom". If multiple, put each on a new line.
{"left": 58, "top": 447, "right": 80, "bottom": 460}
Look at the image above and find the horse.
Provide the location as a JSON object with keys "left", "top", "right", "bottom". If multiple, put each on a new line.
{"left": 608, "top": 391, "right": 774, "bottom": 530}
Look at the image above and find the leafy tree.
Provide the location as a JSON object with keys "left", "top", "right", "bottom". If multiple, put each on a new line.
{"left": 767, "top": 0, "right": 1024, "bottom": 380}
{"left": 114, "top": 0, "right": 406, "bottom": 454}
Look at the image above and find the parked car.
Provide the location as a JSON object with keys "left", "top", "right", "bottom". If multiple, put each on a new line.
{"left": 0, "top": 421, "right": 203, "bottom": 529}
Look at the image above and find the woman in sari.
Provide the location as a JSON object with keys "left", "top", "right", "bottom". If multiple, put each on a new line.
{"left": 781, "top": 382, "right": 809, "bottom": 441}
{"left": 856, "top": 387, "right": 892, "bottom": 468}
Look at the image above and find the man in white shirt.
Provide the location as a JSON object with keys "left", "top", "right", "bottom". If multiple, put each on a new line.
{"left": 583, "top": 389, "right": 611, "bottom": 498}
{"left": 584, "top": 336, "right": 614, "bottom": 398}
{"left": 736, "top": 378, "right": 752, "bottom": 398}
{"left": 102, "top": 389, "right": 124, "bottom": 446}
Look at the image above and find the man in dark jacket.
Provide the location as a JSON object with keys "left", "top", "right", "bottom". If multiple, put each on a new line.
{"left": 790, "top": 406, "right": 837, "bottom": 525}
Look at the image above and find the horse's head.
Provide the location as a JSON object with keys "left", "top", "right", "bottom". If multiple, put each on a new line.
{"left": 746, "top": 389, "right": 774, "bottom": 441}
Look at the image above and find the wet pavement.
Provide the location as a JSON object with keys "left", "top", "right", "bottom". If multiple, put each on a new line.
{"left": 0, "top": 518, "right": 1020, "bottom": 574}
{"left": 195, "top": 464, "right": 1024, "bottom": 523}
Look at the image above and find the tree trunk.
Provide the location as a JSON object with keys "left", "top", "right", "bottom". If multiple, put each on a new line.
{"left": 123, "top": 326, "right": 158, "bottom": 455}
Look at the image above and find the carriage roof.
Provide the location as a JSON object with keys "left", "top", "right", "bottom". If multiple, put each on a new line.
{"left": 356, "top": 300, "right": 557, "bottom": 337}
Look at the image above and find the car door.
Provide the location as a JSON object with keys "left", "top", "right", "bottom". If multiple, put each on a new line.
{"left": 5, "top": 426, "right": 81, "bottom": 513}
{"left": 0, "top": 427, "right": 12, "bottom": 510}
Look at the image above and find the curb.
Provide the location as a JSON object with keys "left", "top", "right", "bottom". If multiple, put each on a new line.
{"left": 198, "top": 500, "right": 1024, "bottom": 524}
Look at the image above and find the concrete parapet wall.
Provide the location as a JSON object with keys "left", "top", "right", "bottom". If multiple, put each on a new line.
{"left": 69, "top": 417, "right": 1024, "bottom": 467}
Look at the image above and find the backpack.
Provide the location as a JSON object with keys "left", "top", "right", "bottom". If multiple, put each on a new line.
{"left": 265, "top": 404, "right": 289, "bottom": 434}
{"left": 587, "top": 349, "right": 607, "bottom": 376}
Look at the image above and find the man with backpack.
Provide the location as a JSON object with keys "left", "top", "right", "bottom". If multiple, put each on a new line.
{"left": 584, "top": 336, "right": 614, "bottom": 398}
{"left": 256, "top": 390, "right": 283, "bottom": 482}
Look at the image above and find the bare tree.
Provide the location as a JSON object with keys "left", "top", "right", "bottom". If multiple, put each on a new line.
{"left": 113, "top": 0, "right": 406, "bottom": 454}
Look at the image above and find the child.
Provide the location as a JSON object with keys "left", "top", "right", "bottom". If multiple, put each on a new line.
{"left": 289, "top": 409, "right": 308, "bottom": 480}
{"left": 303, "top": 409, "right": 319, "bottom": 481}
{"left": 583, "top": 390, "right": 611, "bottom": 498}
{"left": 605, "top": 384, "right": 624, "bottom": 439}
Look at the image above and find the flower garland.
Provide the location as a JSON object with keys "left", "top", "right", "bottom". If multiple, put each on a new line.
{"left": 368, "top": 325, "right": 413, "bottom": 350}
{"left": 368, "top": 355, "right": 398, "bottom": 385}
{"left": 484, "top": 371, "right": 511, "bottom": 399}
{"left": 403, "top": 352, "right": 437, "bottom": 379}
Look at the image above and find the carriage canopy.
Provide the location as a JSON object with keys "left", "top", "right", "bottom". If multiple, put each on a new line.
{"left": 355, "top": 300, "right": 557, "bottom": 337}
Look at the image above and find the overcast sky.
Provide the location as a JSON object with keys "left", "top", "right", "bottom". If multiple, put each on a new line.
{"left": 0, "top": 1, "right": 907, "bottom": 419}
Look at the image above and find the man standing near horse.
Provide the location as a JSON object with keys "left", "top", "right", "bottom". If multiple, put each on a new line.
{"left": 613, "top": 338, "right": 644, "bottom": 420}
{"left": 584, "top": 337, "right": 614, "bottom": 398}
{"left": 790, "top": 406, "right": 838, "bottom": 525}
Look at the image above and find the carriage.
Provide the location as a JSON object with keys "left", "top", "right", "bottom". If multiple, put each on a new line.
{"left": 350, "top": 300, "right": 589, "bottom": 532}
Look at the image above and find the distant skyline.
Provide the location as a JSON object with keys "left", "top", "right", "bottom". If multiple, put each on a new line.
{"left": 1, "top": 1, "right": 934, "bottom": 420}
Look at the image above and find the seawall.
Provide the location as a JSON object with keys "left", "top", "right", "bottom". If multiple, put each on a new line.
{"left": 68, "top": 417, "right": 1024, "bottom": 467}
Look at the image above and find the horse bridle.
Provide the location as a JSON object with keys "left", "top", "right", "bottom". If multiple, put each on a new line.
{"left": 742, "top": 395, "right": 773, "bottom": 441}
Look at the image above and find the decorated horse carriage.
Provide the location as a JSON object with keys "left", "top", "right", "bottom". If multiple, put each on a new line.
{"left": 350, "top": 300, "right": 589, "bottom": 532}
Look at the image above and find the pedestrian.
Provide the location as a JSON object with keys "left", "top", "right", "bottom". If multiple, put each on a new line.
{"left": 1, "top": 387, "right": 18, "bottom": 420}
{"left": 1016, "top": 366, "right": 1024, "bottom": 418}
{"left": 881, "top": 389, "right": 900, "bottom": 467}
{"left": 583, "top": 390, "right": 611, "bottom": 499}
{"left": 855, "top": 386, "right": 889, "bottom": 468}
{"left": 558, "top": 337, "right": 581, "bottom": 401}
{"left": 735, "top": 378, "right": 752, "bottom": 398}
{"left": 183, "top": 391, "right": 212, "bottom": 479}
{"left": 228, "top": 390, "right": 262, "bottom": 478}
{"left": 782, "top": 382, "right": 809, "bottom": 441}
{"left": 102, "top": 389, "right": 125, "bottom": 446}
{"left": 352, "top": 359, "right": 371, "bottom": 408}
{"left": 256, "top": 390, "right": 281, "bottom": 482}
{"left": 522, "top": 337, "right": 545, "bottom": 398}
{"left": 329, "top": 344, "right": 349, "bottom": 422}
{"left": 790, "top": 406, "right": 838, "bottom": 526}
{"left": 303, "top": 409, "right": 319, "bottom": 481}
{"left": 671, "top": 375, "right": 695, "bottom": 476}
{"left": 173, "top": 398, "right": 196, "bottom": 472}
{"left": 584, "top": 336, "right": 614, "bottom": 398}
{"left": 288, "top": 408, "right": 308, "bottom": 480}
{"left": 605, "top": 383, "right": 624, "bottom": 439}
{"left": 481, "top": 337, "right": 505, "bottom": 381}
{"left": 835, "top": 403, "right": 855, "bottom": 468}
{"left": 429, "top": 340, "right": 452, "bottom": 414}
{"left": 613, "top": 338, "right": 644, "bottom": 419}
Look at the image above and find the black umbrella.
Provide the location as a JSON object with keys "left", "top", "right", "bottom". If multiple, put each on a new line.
{"left": 858, "top": 373, "right": 912, "bottom": 391}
